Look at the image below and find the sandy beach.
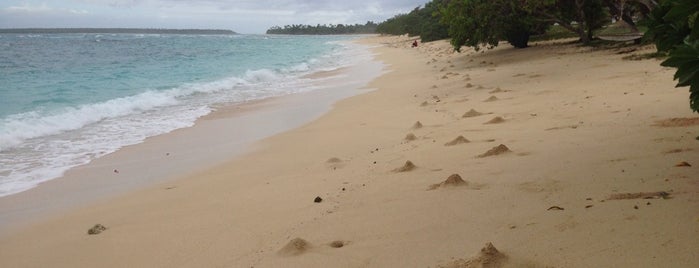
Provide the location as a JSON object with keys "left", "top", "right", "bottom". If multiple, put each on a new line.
{"left": 1, "top": 36, "right": 697, "bottom": 267}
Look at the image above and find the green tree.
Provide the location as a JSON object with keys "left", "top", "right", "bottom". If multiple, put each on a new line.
{"left": 440, "top": 0, "right": 541, "bottom": 51}
{"left": 375, "top": 1, "right": 449, "bottom": 42}
{"left": 419, "top": 0, "right": 450, "bottom": 42}
{"left": 645, "top": 0, "right": 699, "bottom": 112}
{"left": 525, "top": 0, "right": 609, "bottom": 44}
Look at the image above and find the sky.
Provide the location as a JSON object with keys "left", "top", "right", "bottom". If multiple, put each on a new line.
{"left": 0, "top": 0, "right": 426, "bottom": 34}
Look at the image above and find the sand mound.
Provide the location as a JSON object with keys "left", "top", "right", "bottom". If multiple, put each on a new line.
{"left": 326, "top": 157, "right": 342, "bottom": 163}
{"left": 329, "top": 240, "right": 346, "bottom": 248}
{"left": 428, "top": 174, "right": 468, "bottom": 190}
{"left": 421, "top": 101, "right": 429, "bottom": 107}
{"left": 477, "top": 144, "right": 511, "bottom": 158}
{"left": 412, "top": 121, "right": 424, "bottom": 129}
{"left": 484, "top": 96, "right": 499, "bottom": 102}
{"left": 489, "top": 87, "right": 507, "bottom": 93}
{"left": 438, "top": 242, "right": 508, "bottom": 268}
{"left": 484, "top": 117, "right": 505, "bottom": 124}
{"left": 393, "top": 160, "right": 416, "bottom": 172}
{"left": 462, "top": 109, "right": 484, "bottom": 118}
{"left": 278, "top": 238, "right": 311, "bottom": 256}
{"left": 445, "top": 136, "right": 470, "bottom": 146}
{"left": 653, "top": 117, "right": 699, "bottom": 127}
{"left": 405, "top": 133, "right": 418, "bottom": 141}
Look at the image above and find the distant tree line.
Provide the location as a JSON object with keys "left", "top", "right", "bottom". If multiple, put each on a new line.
{"left": 266, "top": 22, "right": 378, "bottom": 35}
{"left": 0, "top": 28, "right": 236, "bottom": 35}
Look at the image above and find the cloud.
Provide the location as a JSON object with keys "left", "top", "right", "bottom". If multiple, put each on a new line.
{"left": 0, "top": 0, "right": 426, "bottom": 33}
{"left": 4, "top": 3, "right": 88, "bottom": 15}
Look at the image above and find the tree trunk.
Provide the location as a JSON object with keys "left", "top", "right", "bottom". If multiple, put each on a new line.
{"left": 576, "top": 0, "right": 592, "bottom": 44}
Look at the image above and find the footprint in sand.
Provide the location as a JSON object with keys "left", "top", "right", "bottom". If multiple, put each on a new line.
{"left": 445, "top": 135, "right": 470, "bottom": 146}
{"left": 278, "top": 238, "right": 311, "bottom": 256}
{"left": 477, "top": 144, "right": 511, "bottom": 158}
{"left": 393, "top": 160, "right": 416, "bottom": 172}
{"left": 484, "top": 116, "right": 505, "bottom": 124}
{"left": 326, "top": 157, "right": 345, "bottom": 169}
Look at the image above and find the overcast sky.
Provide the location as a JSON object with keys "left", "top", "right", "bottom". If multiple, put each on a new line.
{"left": 0, "top": 0, "right": 426, "bottom": 34}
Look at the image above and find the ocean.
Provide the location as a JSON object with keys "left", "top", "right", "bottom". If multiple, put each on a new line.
{"left": 0, "top": 33, "right": 373, "bottom": 197}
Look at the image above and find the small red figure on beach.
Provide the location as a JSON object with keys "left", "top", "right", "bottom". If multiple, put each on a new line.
{"left": 411, "top": 40, "right": 418, "bottom": 48}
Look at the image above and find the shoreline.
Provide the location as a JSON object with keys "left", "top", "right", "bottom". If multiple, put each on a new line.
{"left": 0, "top": 41, "right": 384, "bottom": 236}
{"left": 1, "top": 36, "right": 697, "bottom": 267}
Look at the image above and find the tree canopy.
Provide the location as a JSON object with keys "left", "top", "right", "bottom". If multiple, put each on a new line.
{"left": 645, "top": 0, "right": 699, "bottom": 112}
{"left": 375, "top": 1, "right": 450, "bottom": 42}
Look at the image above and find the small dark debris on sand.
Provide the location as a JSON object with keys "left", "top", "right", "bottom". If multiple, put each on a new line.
{"left": 393, "top": 160, "right": 416, "bottom": 172}
{"left": 675, "top": 161, "right": 691, "bottom": 167}
{"left": 477, "top": 144, "right": 512, "bottom": 158}
{"left": 87, "top": 224, "right": 107, "bottom": 235}
{"left": 547, "top": 206, "right": 565, "bottom": 211}
{"left": 279, "top": 238, "right": 311, "bottom": 256}
{"left": 663, "top": 148, "right": 693, "bottom": 154}
{"left": 314, "top": 196, "right": 323, "bottom": 203}
{"left": 607, "top": 191, "right": 670, "bottom": 200}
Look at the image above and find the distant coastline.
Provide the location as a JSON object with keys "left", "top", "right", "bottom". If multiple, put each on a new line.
{"left": 0, "top": 28, "right": 236, "bottom": 35}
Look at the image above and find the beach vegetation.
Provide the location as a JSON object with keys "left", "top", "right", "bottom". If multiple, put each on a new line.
{"left": 375, "top": 1, "right": 450, "bottom": 43}
{"left": 644, "top": 0, "right": 699, "bottom": 112}
{"left": 440, "top": 0, "right": 545, "bottom": 51}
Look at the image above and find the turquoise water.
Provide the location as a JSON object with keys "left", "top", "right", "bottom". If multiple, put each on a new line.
{"left": 0, "top": 33, "right": 367, "bottom": 196}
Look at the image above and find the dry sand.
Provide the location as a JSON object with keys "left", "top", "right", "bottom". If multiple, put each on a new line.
{"left": 0, "top": 36, "right": 697, "bottom": 267}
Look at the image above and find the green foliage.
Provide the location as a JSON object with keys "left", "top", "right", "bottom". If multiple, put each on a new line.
{"left": 440, "top": 0, "right": 541, "bottom": 51}
{"left": 646, "top": 0, "right": 699, "bottom": 112}
{"left": 524, "top": 0, "right": 610, "bottom": 44}
{"left": 266, "top": 22, "right": 377, "bottom": 35}
{"left": 375, "top": 1, "right": 450, "bottom": 43}
{"left": 375, "top": 14, "right": 411, "bottom": 35}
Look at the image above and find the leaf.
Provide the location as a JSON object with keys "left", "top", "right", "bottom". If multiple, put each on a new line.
{"left": 674, "top": 62, "right": 699, "bottom": 87}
